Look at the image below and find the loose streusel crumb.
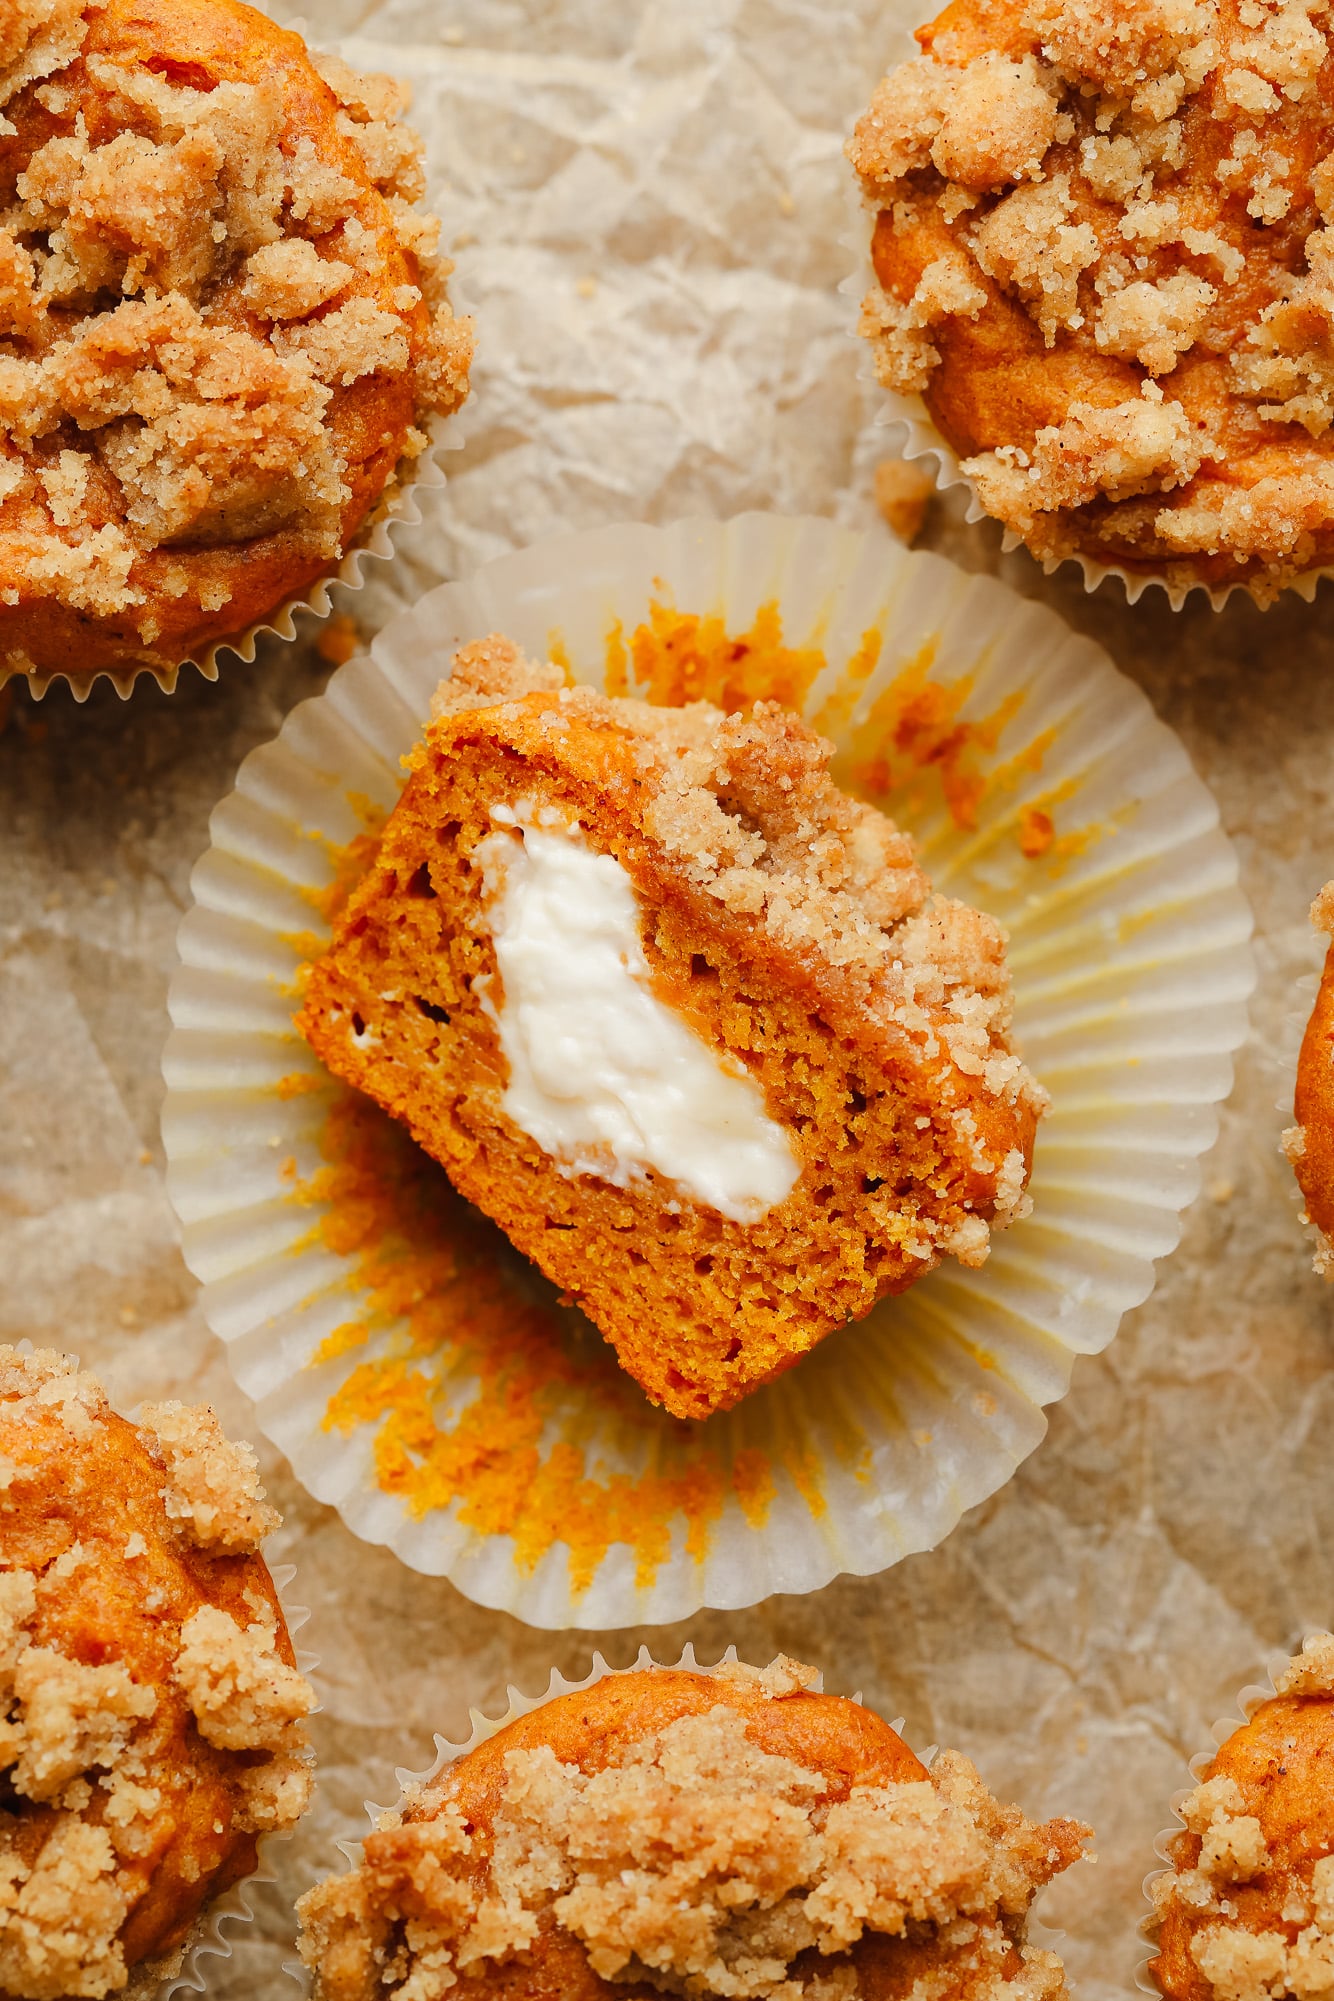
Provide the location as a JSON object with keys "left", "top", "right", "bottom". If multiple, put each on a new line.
{"left": 1152, "top": 1633, "right": 1334, "bottom": 2001}
{"left": 297, "top": 1664, "right": 1090, "bottom": 2000}
{"left": 0, "top": 0, "right": 473, "bottom": 686}
{"left": 0, "top": 1346, "right": 314, "bottom": 1999}
{"left": 299, "top": 636, "right": 1047, "bottom": 1420}
{"left": 851, "top": 0, "right": 1334, "bottom": 597}
{"left": 1291, "top": 882, "right": 1334, "bottom": 1275}
{"left": 873, "top": 454, "right": 936, "bottom": 539}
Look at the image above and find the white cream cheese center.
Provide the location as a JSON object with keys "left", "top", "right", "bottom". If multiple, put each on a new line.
{"left": 474, "top": 805, "right": 800, "bottom": 1224}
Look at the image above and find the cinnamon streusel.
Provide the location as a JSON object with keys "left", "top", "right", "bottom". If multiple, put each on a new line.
{"left": 1151, "top": 1634, "right": 1334, "bottom": 2001}
{"left": 0, "top": 0, "right": 472, "bottom": 688}
{"left": 297, "top": 1658, "right": 1091, "bottom": 2001}
{"left": 851, "top": 0, "right": 1334, "bottom": 600}
{"left": 0, "top": 1345, "right": 314, "bottom": 1999}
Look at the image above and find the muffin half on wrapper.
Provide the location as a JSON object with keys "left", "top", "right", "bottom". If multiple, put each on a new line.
{"left": 0, "top": 0, "right": 472, "bottom": 698}
{"left": 297, "top": 635, "right": 1047, "bottom": 1421}
{"left": 297, "top": 1651, "right": 1091, "bottom": 2000}
{"left": 1143, "top": 1633, "right": 1334, "bottom": 2001}
{"left": 850, "top": 0, "right": 1334, "bottom": 606}
{"left": 0, "top": 1346, "right": 315, "bottom": 2000}
{"left": 162, "top": 513, "right": 1254, "bottom": 1629}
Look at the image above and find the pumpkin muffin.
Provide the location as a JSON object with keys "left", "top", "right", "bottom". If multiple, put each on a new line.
{"left": 851, "top": 0, "right": 1334, "bottom": 601}
{"left": 296, "top": 1657, "right": 1091, "bottom": 2000}
{"left": 1286, "top": 883, "right": 1334, "bottom": 1273}
{"left": 1151, "top": 1633, "right": 1334, "bottom": 2001}
{"left": 297, "top": 635, "right": 1047, "bottom": 1421}
{"left": 0, "top": 0, "right": 473, "bottom": 689}
{"left": 0, "top": 1345, "right": 315, "bottom": 1999}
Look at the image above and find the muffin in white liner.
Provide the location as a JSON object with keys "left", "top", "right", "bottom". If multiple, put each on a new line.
{"left": 161, "top": 511, "right": 1255, "bottom": 1631}
{"left": 0, "top": 1343, "right": 318, "bottom": 2001}
{"left": 289, "top": 1645, "right": 1088, "bottom": 2001}
{"left": 1137, "top": 1634, "right": 1334, "bottom": 2001}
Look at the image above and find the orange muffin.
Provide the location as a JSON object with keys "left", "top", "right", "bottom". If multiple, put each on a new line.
{"left": 297, "top": 635, "right": 1047, "bottom": 1421}
{"left": 851, "top": 0, "right": 1334, "bottom": 601}
{"left": 0, "top": 0, "right": 473, "bottom": 689}
{"left": 0, "top": 1346, "right": 315, "bottom": 1999}
{"left": 1151, "top": 1634, "right": 1334, "bottom": 2001}
{"left": 296, "top": 1657, "right": 1091, "bottom": 2000}
{"left": 1286, "top": 882, "right": 1334, "bottom": 1273}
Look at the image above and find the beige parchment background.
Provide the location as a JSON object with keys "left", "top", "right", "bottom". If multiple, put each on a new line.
{"left": 0, "top": 0, "right": 1331, "bottom": 1994}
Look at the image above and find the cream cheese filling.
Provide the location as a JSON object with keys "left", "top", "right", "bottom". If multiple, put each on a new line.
{"left": 473, "top": 803, "right": 800, "bottom": 1224}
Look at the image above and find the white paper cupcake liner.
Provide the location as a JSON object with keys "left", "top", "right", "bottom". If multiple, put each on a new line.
{"left": 162, "top": 511, "right": 1255, "bottom": 1630}
{"left": 284, "top": 1645, "right": 1070, "bottom": 1996}
{"left": 1134, "top": 1634, "right": 1333, "bottom": 1998}
{"left": 7, "top": 412, "right": 459, "bottom": 706}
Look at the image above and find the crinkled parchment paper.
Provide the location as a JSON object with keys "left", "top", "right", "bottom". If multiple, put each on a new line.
{"left": 0, "top": 2, "right": 1331, "bottom": 1996}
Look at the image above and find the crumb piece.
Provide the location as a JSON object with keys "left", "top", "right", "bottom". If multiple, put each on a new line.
{"left": 5, "top": 1647, "right": 156, "bottom": 1803}
{"left": 0, "top": 1814, "right": 128, "bottom": 1999}
{"left": 1095, "top": 272, "right": 1216, "bottom": 375}
{"left": 175, "top": 1604, "right": 314, "bottom": 1753}
{"left": 965, "top": 387, "right": 1207, "bottom": 533}
{"left": 859, "top": 252, "right": 987, "bottom": 393}
{"left": 244, "top": 239, "right": 354, "bottom": 321}
{"left": 1276, "top": 1632, "right": 1334, "bottom": 1695}
{"left": 874, "top": 456, "right": 935, "bottom": 540}
{"left": 137, "top": 1400, "right": 281, "bottom": 1553}
{"left": 972, "top": 175, "right": 1099, "bottom": 344}
{"left": 712, "top": 1656, "right": 823, "bottom": 1698}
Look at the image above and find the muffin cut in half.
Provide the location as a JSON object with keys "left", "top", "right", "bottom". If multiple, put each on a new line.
{"left": 0, "top": 0, "right": 472, "bottom": 687}
{"left": 1151, "top": 1633, "right": 1334, "bottom": 2001}
{"left": 296, "top": 1656, "right": 1091, "bottom": 2000}
{"left": 1286, "top": 883, "right": 1334, "bottom": 1273}
{"left": 298, "top": 636, "right": 1047, "bottom": 1420}
{"left": 0, "top": 1345, "right": 315, "bottom": 2001}
{"left": 851, "top": 0, "right": 1334, "bottom": 601}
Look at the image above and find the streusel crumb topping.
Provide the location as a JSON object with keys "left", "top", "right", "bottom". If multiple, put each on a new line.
{"left": 852, "top": 0, "right": 1334, "bottom": 591}
{"left": 297, "top": 1666, "right": 1088, "bottom": 2000}
{"left": 0, "top": 0, "right": 472, "bottom": 675}
{"left": 1152, "top": 1633, "right": 1334, "bottom": 2001}
{"left": 0, "top": 1347, "right": 314, "bottom": 2000}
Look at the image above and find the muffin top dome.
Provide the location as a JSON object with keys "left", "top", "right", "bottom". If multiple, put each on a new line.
{"left": 0, "top": 1346, "right": 314, "bottom": 2000}
{"left": 0, "top": 0, "right": 472, "bottom": 687}
{"left": 297, "top": 1659, "right": 1089, "bottom": 1999}
{"left": 852, "top": 0, "right": 1334, "bottom": 599}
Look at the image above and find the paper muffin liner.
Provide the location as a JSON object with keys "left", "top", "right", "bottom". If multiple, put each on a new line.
{"left": 8, "top": 410, "right": 459, "bottom": 706}
{"left": 284, "top": 1644, "right": 1070, "bottom": 1995}
{"left": 1134, "top": 1634, "right": 1333, "bottom": 1998}
{"left": 162, "top": 510, "right": 1255, "bottom": 1631}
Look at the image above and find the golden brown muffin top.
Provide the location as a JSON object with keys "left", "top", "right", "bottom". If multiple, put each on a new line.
{"left": 1151, "top": 1635, "right": 1334, "bottom": 2001}
{"left": 0, "top": 1346, "right": 315, "bottom": 2001}
{"left": 297, "top": 1660, "right": 1090, "bottom": 2000}
{"left": 851, "top": 0, "right": 1334, "bottom": 594}
{"left": 0, "top": 0, "right": 471, "bottom": 675}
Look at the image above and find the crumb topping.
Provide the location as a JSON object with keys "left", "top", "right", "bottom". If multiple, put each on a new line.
{"left": 1152, "top": 1633, "right": 1334, "bottom": 2001}
{"left": 851, "top": 0, "right": 1334, "bottom": 587}
{"left": 0, "top": 1347, "right": 314, "bottom": 1998}
{"left": 0, "top": 0, "right": 472, "bottom": 661}
{"left": 297, "top": 1669, "right": 1088, "bottom": 2000}
{"left": 137, "top": 1401, "right": 280, "bottom": 1554}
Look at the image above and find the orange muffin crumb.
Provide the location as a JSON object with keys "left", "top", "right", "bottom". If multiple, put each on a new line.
{"left": 0, "top": 0, "right": 472, "bottom": 687}
{"left": 0, "top": 1346, "right": 314, "bottom": 1999}
{"left": 1151, "top": 1634, "right": 1334, "bottom": 2001}
{"left": 851, "top": 0, "right": 1334, "bottom": 599}
{"left": 297, "top": 635, "right": 1046, "bottom": 1420}
{"left": 296, "top": 1659, "right": 1091, "bottom": 2000}
{"left": 1286, "top": 882, "right": 1334, "bottom": 1274}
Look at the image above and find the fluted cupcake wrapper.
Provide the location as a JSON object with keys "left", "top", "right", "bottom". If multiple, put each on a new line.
{"left": 1134, "top": 1636, "right": 1333, "bottom": 1999}
{"left": 5, "top": 410, "right": 459, "bottom": 705}
{"left": 162, "top": 511, "right": 1255, "bottom": 1630}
